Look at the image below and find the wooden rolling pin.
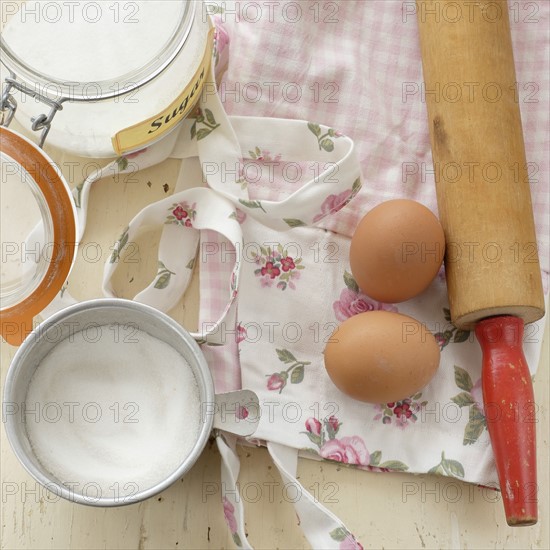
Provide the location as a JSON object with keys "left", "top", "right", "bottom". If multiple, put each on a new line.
{"left": 416, "top": 0, "right": 545, "bottom": 525}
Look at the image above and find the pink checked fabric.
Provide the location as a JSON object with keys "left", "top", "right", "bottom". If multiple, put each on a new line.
{"left": 200, "top": 0, "right": 550, "bottom": 393}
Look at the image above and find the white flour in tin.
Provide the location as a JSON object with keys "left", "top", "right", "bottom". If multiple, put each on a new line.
{"left": 25, "top": 326, "right": 201, "bottom": 498}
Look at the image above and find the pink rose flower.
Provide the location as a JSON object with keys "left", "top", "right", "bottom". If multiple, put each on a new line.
{"left": 280, "top": 257, "right": 296, "bottom": 272}
{"left": 328, "top": 416, "right": 339, "bottom": 432}
{"left": 267, "top": 372, "right": 287, "bottom": 392}
{"left": 235, "top": 208, "right": 247, "bottom": 224}
{"left": 305, "top": 417, "right": 322, "bottom": 436}
{"left": 333, "top": 288, "right": 397, "bottom": 322}
{"left": 236, "top": 324, "right": 247, "bottom": 343}
{"left": 470, "top": 378, "right": 484, "bottom": 415}
{"left": 173, "top": 205, "right": 188, "bottom": 221}
{"left": 261, "top": 261, "right": 280, "bottom": 279}
{"left": 313, "top": 190, "right": 353, "bottom": 223}
{"left": 434, "top": 332, "right": 450, "bottom": 349}
{"left": 394, "top": 402, "right": 412, "bottom": 419}
{"left": 259, "top": 150, "right": 282, "bottom": 163}
{"left": 319, "top": 436, "right": 370, "bottom": 466}
{"left": 260, "top": 278, "right": 274, "bottom": 288}
{"left": 236, "top": 405, "right": 249, "bottom": 420}
{"left": 340, "top": 534, "right": 364, "bottom": 550}
{"left": 222, "top": 497, "right": 237, "bottom": 533}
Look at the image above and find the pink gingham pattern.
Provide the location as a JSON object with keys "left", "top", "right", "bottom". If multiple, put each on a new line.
{"left": 200, "top": 0, "right": 550, "bottom": 392}
{"left": 199, "top": 230, "right": 242, "bottom": 391}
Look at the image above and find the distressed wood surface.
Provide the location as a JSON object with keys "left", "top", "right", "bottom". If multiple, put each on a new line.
{"left": 1, "top": 144, "right": 548, "bottom": 549}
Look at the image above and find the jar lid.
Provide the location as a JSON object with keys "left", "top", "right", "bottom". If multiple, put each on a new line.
{"left": 0, "top": 0, "right": 195, "bottom": 100}
{"left": 0, "top": 126, "right": 77, "bottom": 345}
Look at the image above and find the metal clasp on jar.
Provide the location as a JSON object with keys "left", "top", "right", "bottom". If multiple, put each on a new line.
{"left": 1, "top": 71, "right": 66, "bottom": 148}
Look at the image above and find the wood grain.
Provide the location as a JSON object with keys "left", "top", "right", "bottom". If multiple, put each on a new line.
{"left": 416, "top": 0, "right": 545, "bottom": 329}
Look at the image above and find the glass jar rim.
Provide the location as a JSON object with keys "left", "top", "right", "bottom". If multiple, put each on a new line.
{"left": 0, "top": 126, "right": 77, "bottom": 346}
{"left": 0, "top": 1, "right": 196, "bottom": 101}
{"left": 0, "top": 149, "right": 54, "bottom": 310}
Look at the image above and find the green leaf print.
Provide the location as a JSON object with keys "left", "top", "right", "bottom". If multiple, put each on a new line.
{"left": 343, "top": 271, "right": 360, "bottom": 293}
{"left": 283, "top": 218, "right": 307, "bottom": 228}
{"left": 290, "top": 365, "right": 304, "bottom": 384}
{"left": 464, "top": 406, "right": 486, "bottom": 445}
{"left": 154, "top": 261, "right": 176, "bottom": 290}
{"left": 369, "top": 450, "right": 382, "bottom": 466}
{"left": 191, "top": 108, "right": 220, "bottom": 141}
{"left": 116, "top": 157, "right": 129, "bottom": 171}
{"left": 429, "top": 452, "right": 465, "bottom": 479}
{"left": 238, "top": 199, "right": 266, "bottom": 212}
{"left": 276, "top": 349, "right": 297, "bottom": 364}
{"left": 307, "top": 121, "right": 342, "bottom": 152}
{"left": 307, "top": 122, "right": 322, "bottom": 137}
{"left": 428, "top": 464, "right": 445, "bottom": 476}
{"left": 451, "top": 391, "right": 475, "bottom": 407}
{"left": 454, "top": 366, "right": 473, "bottom": 392}
{"left": 109, "top": 226, "right": 129, "bottom": 264}
{"left": 205, "top": 108, "right": 217, "bottom": 126}
{"left": 442, "top": 457, "right": 465, "bottom": 479}
{"left": 186, "top": 257, "right": 196, "bottom": 270}
{"left": 453, "top": 329, "right": 470, "bottom": 343}
{"left": 248, "top": 146, "right": 263, "bottom": 159}
{"left": 267, "top": 349, "right": 310, "bottom": 393}
{"left": 329, "top": 527, "right": 348, "bottom": 542}
{"left": 154, "top": 273, "right": 171, "bottom": 290}
{"left": 378, "top": 460, "right": 409, "bottom": 471}
{"left": 451, "top": 367, "right": 487, "bottom": 445}
{"left": 436, "top": 308, "right": 471, "bottom": 350}
{"left": 196, "top": 128, "right": 213, "bottom": 140}
{"left": 232, "top": 532, "right": 242, "bottom": 547}
{"left": 73, "top": 181, "right": 85, "bottom": 208}
{"left": 320, "top": 138, "right": 335, "bottom": 152}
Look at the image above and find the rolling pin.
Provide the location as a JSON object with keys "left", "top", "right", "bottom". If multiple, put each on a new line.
{"left": 416, "top": 0, "right": 545, "bottom": 525}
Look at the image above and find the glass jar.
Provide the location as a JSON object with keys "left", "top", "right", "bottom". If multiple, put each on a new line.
{"left": 0, "top": 126, "right": 77, "bottom": 345}
{"left": 0, "top": 0, "right": 213, "bottom": 157}
{"left": 0, "top": 1, "right": 213, "bottom": 343}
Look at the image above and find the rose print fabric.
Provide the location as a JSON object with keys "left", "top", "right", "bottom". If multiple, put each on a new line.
{"left": 233, "top": 216, "right": 546, "bottom": 487}
{"left": 201, "top": 0, "right": 548, "bottom": 494}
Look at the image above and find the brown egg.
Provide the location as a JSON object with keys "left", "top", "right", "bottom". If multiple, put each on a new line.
{"left": 324, "top": 311, "right": 440, "bottom": 403}
{"left": 349, "top": 199, "right": 445, "bottom": 303}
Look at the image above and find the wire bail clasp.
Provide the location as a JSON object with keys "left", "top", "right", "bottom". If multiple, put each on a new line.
{"left": 1, "top": 73, "right": 66, "bottom": 148}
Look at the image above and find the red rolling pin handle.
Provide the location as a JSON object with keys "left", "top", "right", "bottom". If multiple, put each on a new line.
{"left": 475, "top": 316, "right": 537, "bottom": 526}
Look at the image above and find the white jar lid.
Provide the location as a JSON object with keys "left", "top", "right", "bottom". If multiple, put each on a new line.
{"left": 1, "top": 1, "right": 196, "bottom": 100}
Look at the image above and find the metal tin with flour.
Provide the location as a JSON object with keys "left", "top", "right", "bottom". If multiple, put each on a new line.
{"left": 3, "top": 299, "right": 259, "bottom": 506}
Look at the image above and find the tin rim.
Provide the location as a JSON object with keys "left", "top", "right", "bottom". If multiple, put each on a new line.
{"left": 3, "top": 298, "right": 215, "bottom": 506}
